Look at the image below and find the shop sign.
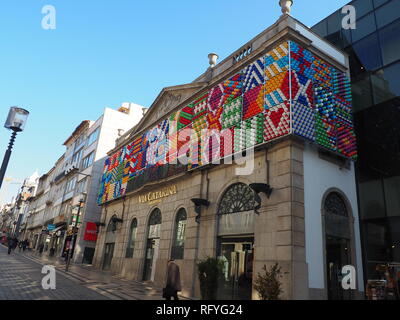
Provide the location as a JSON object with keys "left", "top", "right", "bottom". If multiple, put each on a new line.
{"left": 139, "top": 185, "right": 177, "bottom": 205}
{"left": 84, "top": 222, "right": 98, "bottom": 242}
{"left": 47, "top": 224, "right": 56, "bottom": 231}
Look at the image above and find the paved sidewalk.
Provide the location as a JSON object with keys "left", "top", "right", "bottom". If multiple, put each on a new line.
{"left": 13, "top": 247, "right": 190, "bottom": 300}
{"left": 0, "top": 245, "right": 108, "bottom": 300}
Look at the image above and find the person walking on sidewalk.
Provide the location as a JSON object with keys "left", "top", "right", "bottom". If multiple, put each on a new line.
{"left": 38, "top": 242, "right": 44, "bottom": 255}
{"left": 22, "top": 240, "right": 27, "bottom": 252}
{"left": 163, "top": 259, "right": 181, "bottom": 300}
{"left": 12, "top": 237, "right": 18, "bottom": 252}
{"left": 7, "top": 237, "right": 15, "bottom": 255}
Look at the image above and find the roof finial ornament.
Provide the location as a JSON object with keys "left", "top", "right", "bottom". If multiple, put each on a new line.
{"left": 279, "top": 0, "right": 293, "bottom": 15}
{"left": 208, "top": 53, "right": 219, "bottom": 68}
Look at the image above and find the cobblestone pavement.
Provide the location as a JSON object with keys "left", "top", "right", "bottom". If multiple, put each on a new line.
{"left": 20, "top": 249, "right": 167, "bottom": 300}
{"left": 0, "top": 245, "right": 189, "bottom": 300}
{"left": 0, "top": 245, "right": 109, "bottom": 300}
{"left": 0, "top": 245, "right": 182, "bottom": 300}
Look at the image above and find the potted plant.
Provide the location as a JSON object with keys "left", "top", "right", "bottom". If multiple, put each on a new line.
{"left": 254, "top": 263, "right": 284, "bottom": 300}
{"left": 197, "top": 257, "right": 224, "bottom": 300}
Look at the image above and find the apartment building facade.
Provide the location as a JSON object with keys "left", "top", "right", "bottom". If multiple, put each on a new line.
{"left": 25, "top": 104, "right": 145, "bottom": 263}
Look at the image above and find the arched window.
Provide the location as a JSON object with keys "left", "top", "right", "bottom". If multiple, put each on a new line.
{"left": 217, "top": 183, "right": 256, "bottom": 236}
{"left": 171, "top": 208, "right": 187, "bottom": 260}
{"left": 126, "top": 218, "right": 138, "bottom": 258}
{"left": 147, "top": 208, "right": 162, "bottom": 239}
{"left": 324, "top": 192, "right": 350, "bottom": 239}
{"left": 105, "top": 215, "right": 117, "bottom": 243}
{"left": 143, "top": 208, "right": 162, "bottom": 281}
{"left": 218, "top": 183, "right": 256, "bottom": 215}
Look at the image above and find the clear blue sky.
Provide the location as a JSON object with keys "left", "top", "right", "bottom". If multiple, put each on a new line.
{"left": 0, "top": 0, "right": 349, "bottom": 205}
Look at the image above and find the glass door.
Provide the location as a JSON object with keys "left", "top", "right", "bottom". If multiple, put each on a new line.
{"left": 143, "top": 239, "right": 158, "bottom": 281}
{"left": 218, "top": 239, "right": 254, "bottom": 300}
{"left": 102, "top": 243, "right": 115, "bottom": 271}
{"left": 326, "top": 236, "right": 351, "bottom": 300}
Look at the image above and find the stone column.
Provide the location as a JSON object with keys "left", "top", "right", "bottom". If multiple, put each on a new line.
{"left": 253, "top": 137, "right": 308, "bottom": 300}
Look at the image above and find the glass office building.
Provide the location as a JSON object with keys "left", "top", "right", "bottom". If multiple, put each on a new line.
{"left": 312, "top": 0, "right": 400, "bottom": 298}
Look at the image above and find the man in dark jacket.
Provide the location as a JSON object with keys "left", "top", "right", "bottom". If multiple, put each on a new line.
{"left": 22, "top": 240, "right": 27, "bottom": 251}
{"left": 164, "top": 260, "right": 181, "bottom": 300}
{"left": 38, "top": 243, "right": 44, "bottom": 255}
{"left": 7, "top": 237, "right": 15, "bottom": 254}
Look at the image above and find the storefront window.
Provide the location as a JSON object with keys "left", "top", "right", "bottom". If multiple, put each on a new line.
{"left": 171, "top": 209, "right": 187, "bottom": 260}
{"left": 126, "top": 218, "right": 137, "bottom": 258}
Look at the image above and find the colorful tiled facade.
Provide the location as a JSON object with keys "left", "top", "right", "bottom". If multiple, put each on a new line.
{"left": 98, "top": 41, "right": 357, "bottom": 205}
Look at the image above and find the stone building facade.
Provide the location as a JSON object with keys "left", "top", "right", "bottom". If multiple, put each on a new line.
{"left": 93, "top": 14, "right": 364, "bottom": 300}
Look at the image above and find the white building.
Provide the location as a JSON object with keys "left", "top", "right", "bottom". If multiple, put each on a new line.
{"left": 25, "top": 103, "right": 146, "bottom": 263}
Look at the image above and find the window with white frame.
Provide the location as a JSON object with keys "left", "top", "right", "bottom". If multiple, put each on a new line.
{"left": 72, "top": 149, "right": 83, "bottom": 165}
{"left": 87, "top": 128, "right": 100, "bottom": 146}
{"left": 82, "top": 152, "right": 95, "bottom": 169}
{"left": 65, "top": 177, "right": 77, "bottom": 193}
{"left": 76, "top": 178, "right": 87, "bottom": 194}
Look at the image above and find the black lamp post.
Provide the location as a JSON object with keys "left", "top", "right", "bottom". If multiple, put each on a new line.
{"left": 65, "top": 197, "right": 85, "bottom": 272}
{"left": 0, "top": 107, "right": 29, "bottom": 190}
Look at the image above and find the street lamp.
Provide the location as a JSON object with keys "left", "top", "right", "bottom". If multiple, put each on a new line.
{"left": 65, "top": 197, "right": 86, "bottom": 272}
{"left": 0, "top": 107, "right": 29, "bottom": 190}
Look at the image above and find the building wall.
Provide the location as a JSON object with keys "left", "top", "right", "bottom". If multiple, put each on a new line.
{"left": 303, "top": 143, "right": 364, "bottom": 298}
{"left": 93, "top": 138, "right": 310, "bottom": 300}
{"left": 312, "top": 0, "right": 400, "bottom": 290}
{"left": 73, "top": 105, "right": 145, "bottom": 264}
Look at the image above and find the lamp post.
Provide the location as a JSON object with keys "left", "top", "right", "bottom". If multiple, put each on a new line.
{"left": 65, "top": 197, "right": 85, "bottom": 272}
{"left": 0, "top": 107, "right": 29, "bottom": 190}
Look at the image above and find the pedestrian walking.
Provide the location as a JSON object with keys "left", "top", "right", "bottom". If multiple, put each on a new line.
{"left": 38, "top": 243, "right": 44, "bottom": 255}
{"left": 18, "top": 241, "right": 23, "bottom": 252}
{"left": 163, "top": 259, "right": 181, "bottom": 300}
{"left": 7, "top": 237, "right": 15, "bottom": 255}
{"left": 22, "top": 240, "right": 27, "bottom": 252}
{"left": 12, "top": 237, "right": 18, "bottom": 251}
{"left": 64, "top": 248, "right": 70, "bottom": 262}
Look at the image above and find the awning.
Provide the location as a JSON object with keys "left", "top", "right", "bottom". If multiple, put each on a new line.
{"left": 49, "top": 225, "right": 65, "bottom": 235}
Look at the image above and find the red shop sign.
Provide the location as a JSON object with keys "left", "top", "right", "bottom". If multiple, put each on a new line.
{"left": 84, "top": 222, "right": 98, "bottom": 242}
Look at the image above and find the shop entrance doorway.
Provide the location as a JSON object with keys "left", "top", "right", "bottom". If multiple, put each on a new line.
{"left": 102, "top": 216, "right": 117, "bottom": 271}
{"left": 143, "top": 238, "right": 160, "bottom": 281}
{"left": 323, "top": 192, "right": 353, "bottom": 300}
{"left": 143, "top": 208, "right": 162, "bottom": 281}
{"left": 218, "top": 238, "right": 254, "bottom": 300}
{"left": 326, "top": 236, "right": 352, "bottom": 300}
{"left": 103, "top": 243, "right": 115, "bottom": 271}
